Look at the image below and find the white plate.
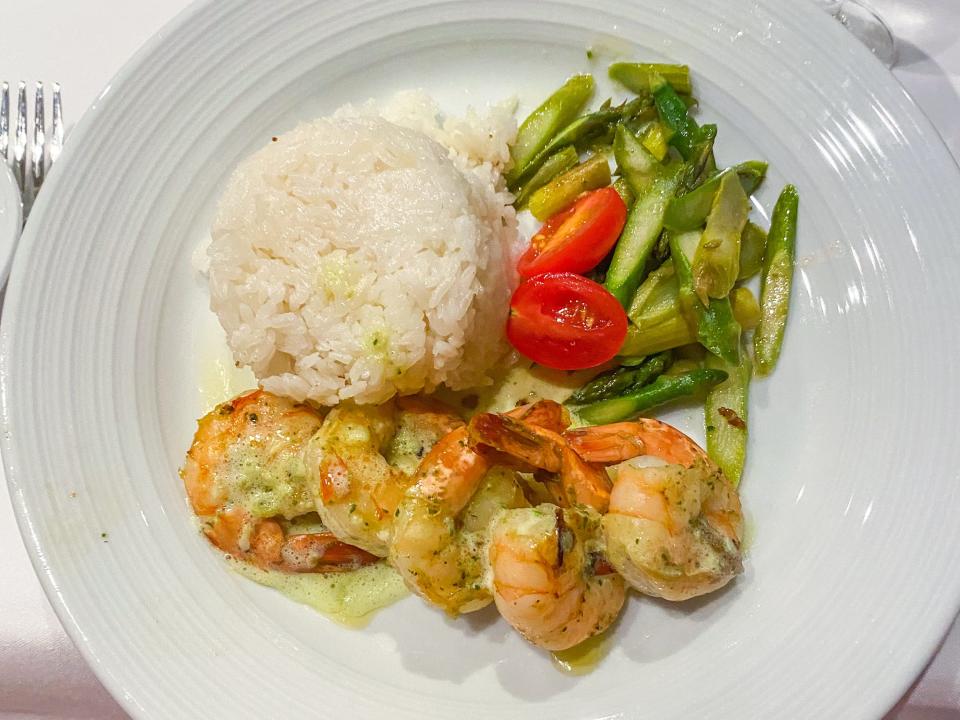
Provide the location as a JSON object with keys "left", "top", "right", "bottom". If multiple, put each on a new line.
{"left": 4, "top": 1, "right": 960, "bottom": 718}
{"left": 0, "top": 164, "right": 22, "bottom": 288}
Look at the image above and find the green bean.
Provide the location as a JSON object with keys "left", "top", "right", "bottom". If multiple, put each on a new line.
{"left": 670, "top": 230, "right": 741, "bottom": 364}
{"left": 754, "top": 185, "right": 799, "bottom": 375}
{"left": 513, "top": 146, "right": 579, "bottom": 209}
{"left": 609, "top": 62, "right": 693, "bottom": 95}
{"left": 705, "top": 351, "right": 751, "bottom": 486}
{"left": 692, "top": 171, "right": 750, "bottom": 302}
{"left": 614, "top": 124, "right": 660, "bottom": 196}
{"left": 506, "top": 75, "right": 594, "bottom": 189}
{"left": 578, "top": 368, "right": 728, "bottom": 425}
{"left": 566, "top": 351, "right": 672, "bottom": 405}
{"left": 527, "top": 154, "right": 611, "bottom": 221}
{"left": 738, "top": 221, "right": 768, "bottom": 280}
{"left": 663, "top": 161, "right": 768, "bottom": 232}
{"left": 651, "top": 72, "right": 703, "bottom": 160}
{"left": 604, "top": 167, "right": 681, "bottom": 307}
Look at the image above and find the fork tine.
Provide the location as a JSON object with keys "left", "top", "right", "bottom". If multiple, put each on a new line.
{"left": 0, "top": 82, "right": 8, "bottom": 163}
{"left": 50, "top": 83, "right": 63, "bottom": 166}
{"left": 31, "top": 82, "right": 45, "bottom": 193}
{"left": 13, "top": 81, "right": 26, "bottom": 192}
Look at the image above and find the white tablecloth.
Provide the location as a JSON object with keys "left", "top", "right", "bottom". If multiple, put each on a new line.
{"left": 2, "top": 1, "right": 958, "bottom": 717}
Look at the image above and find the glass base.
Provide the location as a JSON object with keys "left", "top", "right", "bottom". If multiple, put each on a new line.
{"left": 835, "top": 0, "right": 898, "bottom": 68}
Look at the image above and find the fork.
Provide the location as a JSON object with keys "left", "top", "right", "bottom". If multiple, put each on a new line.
{"left": 0, "top": 81, "right": 63, "bottom": 221}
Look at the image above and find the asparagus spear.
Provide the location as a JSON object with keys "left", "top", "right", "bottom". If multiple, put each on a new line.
{"left": 506, "top": 75, "right": 594, "bottom": 189}
{"left": 729, "top": 287, "right": 761, "bottom": 330}
{"left": 705, "top": 350, "right": 751, "bottom": 486}
{"left": 663, "top": 162, "right": 767, "bottom": 232}
{"left": 515, "top": 96, "right": 654, "bottom": 190}
{"left": 566, "top": 352, "right": 672, "bottom": 405}
{"left": 754, "top": 185, "right": 799, "bottom": 375}
{"left": 738, "top": 221, "right": 768, "bottom": 280}
{"left": 513, "top": 146, "right": 579, "bottom": 208}
{"left": 619, "top": 287, "right": 759, "bottom": 358}
{"left": 679, "top": 125, "right": 717, "bottom": 193}
{"left": 619, "top": 316, "right": 691, "bottom": 357}
{"left": 547, "top": 96, "right": 654, "bottom": 154}
{"left": 614, "top": 124, "right": 660, "bottom": 196}
{"left": 604, "top": 166, "right": 682, "bottom": 307}
{"left": 670, "top": 230, "right": 741, "bottom": 364}
{"left": 578, "top": 368, "right": 728, "bottom": 424}
{"left": 609, "top": 62, "right": 693, "bottom": 95}
{"left": 527, "top": 154, "right": 611, "bottom": 221}
{"left": 613, "top": 177, "right": 635, "bottom": 206}
{"left": 692, "top": 171, "right": 750, "bottom": 303}
{"left": 628, "top": 260, "right": 679, "bottom": 328}
{"left": 640, "top": 121, "right": 674, "bottom": 161}
{"left": 650, "top": 72, "right": 703, "bottom": 160}
{"left": 622, "top": 259, "right": 759, "bottom": 358}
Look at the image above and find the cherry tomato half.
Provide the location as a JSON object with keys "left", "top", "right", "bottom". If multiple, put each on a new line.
{"left": 517, "top": 187, "right": 627, "bottom": 279}
{"left": 506, "top": 272, "right": 628, "bottom": 370}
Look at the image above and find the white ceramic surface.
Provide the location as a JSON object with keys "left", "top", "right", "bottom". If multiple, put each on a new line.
{"left": 0, "top": 166, "right": 22, "bottom": 289}
{"left": 4, "top": 1, "right": 960, "bottom": 718}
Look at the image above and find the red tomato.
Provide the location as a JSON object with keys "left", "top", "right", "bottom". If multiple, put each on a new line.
{"left": 506, "top": 273, "right": 628, "bottom": 370}
{"left": 517, "top": 187, "right": 627, "bottom": 279}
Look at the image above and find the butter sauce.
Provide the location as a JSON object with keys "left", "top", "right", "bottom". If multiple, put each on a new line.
{"left": 551, "top": 628, "right": 615, "bottom": 675}
{"left": 197, "top": 325, "right": 257, "bottom": 413}
{"left": 439, "top": 360, "right": 600, "bottom": 417}
{"left": 229, "top": 559, "right": 408, "bottom": 627}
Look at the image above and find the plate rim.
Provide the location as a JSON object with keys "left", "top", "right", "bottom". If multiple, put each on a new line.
{"left": 3, "top": 0, "right": 960, "bottom": 717}
{"left": 0, "top": 163, "right": 22, "bottom": 287}
{"left": 0, "top": 0, "right": 212, "bottom": 715}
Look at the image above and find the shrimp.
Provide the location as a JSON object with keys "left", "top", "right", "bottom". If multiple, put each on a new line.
{"left": 181, "top": 389, "right": 376, "bottom": 572}
{"left": 389, "top": 425, "right": 528, "bottom": 614}
{"left": 387, "top": 400, "right": 587, "bottom": 614}
{"left": 304, "top": 397, "right": 463, "bottom": 557}
{"left": 489, "top": 505, "right": 626, "bottom": 651}
{"left": 563, "top": 422, "right": 648, "bottom": 464}
{"left": 576, "top": 419, "right": 744, "bottom": 601}
{"left": 474, "top": 407, "right": 744, "bottom": 602}
{"left": 468, "top": 410, "right": 612, "bottom": 511}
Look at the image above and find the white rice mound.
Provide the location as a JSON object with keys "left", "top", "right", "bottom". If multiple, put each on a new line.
{"left": 208, "top": 91, "right": 520, "bottom": 405}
